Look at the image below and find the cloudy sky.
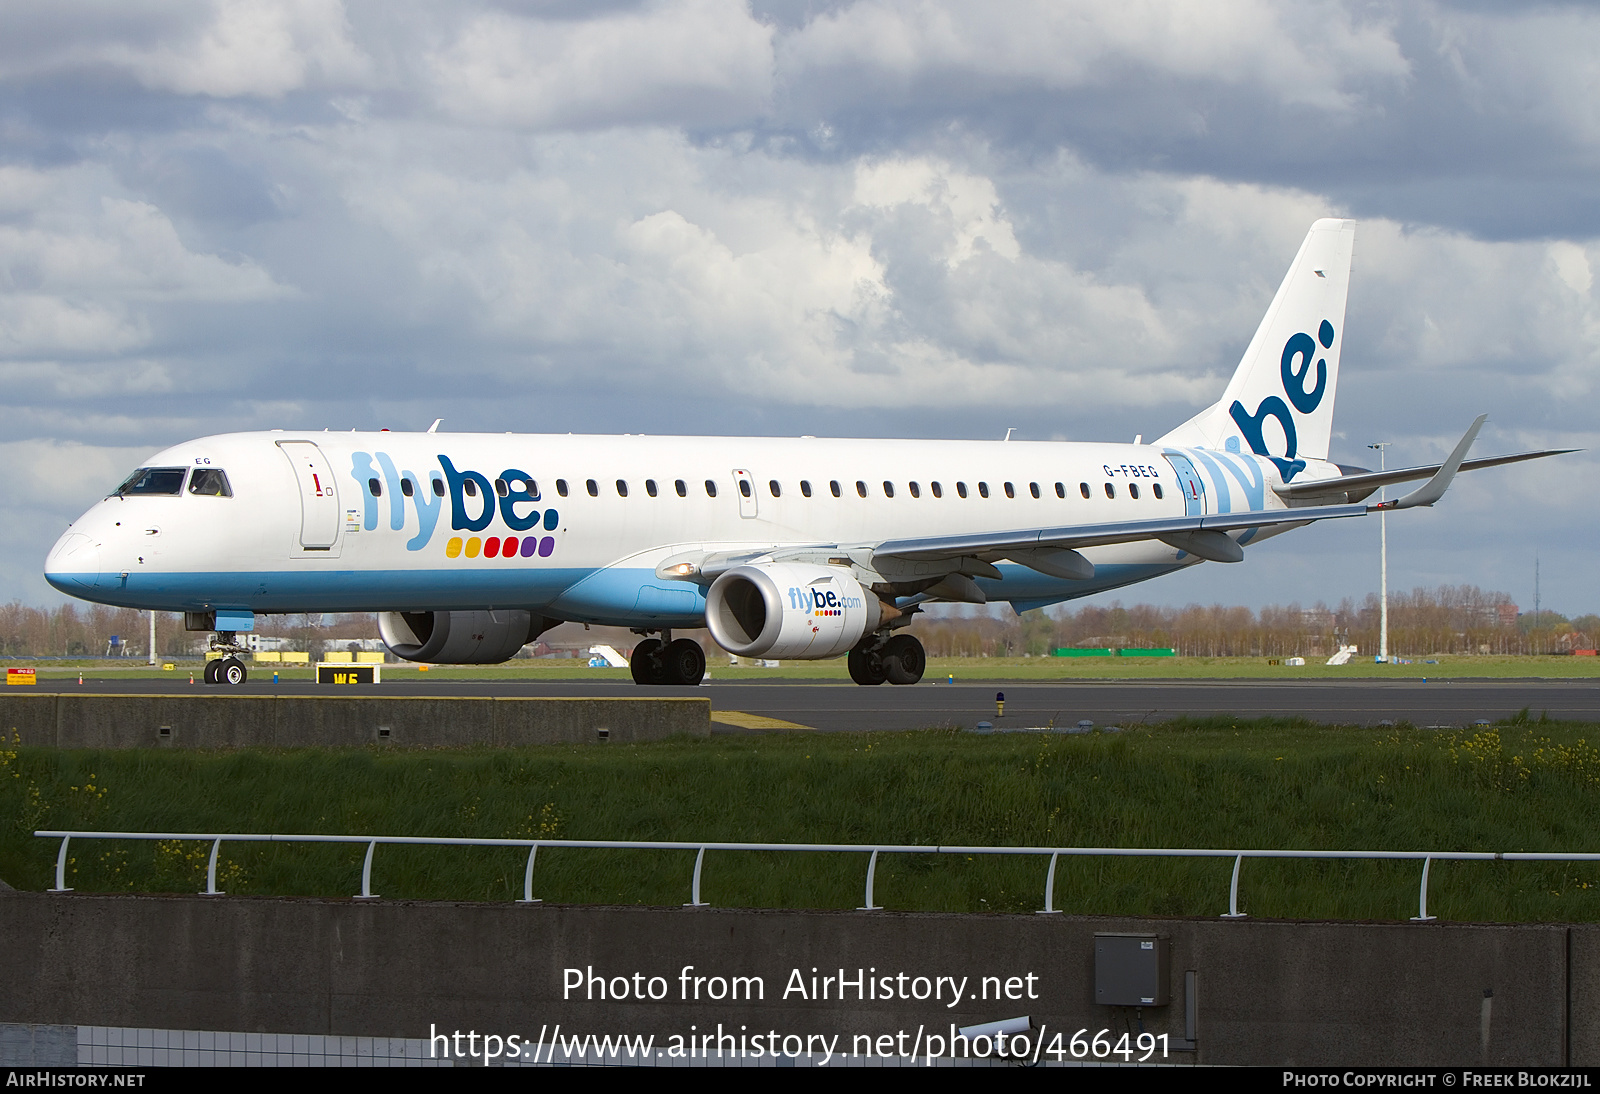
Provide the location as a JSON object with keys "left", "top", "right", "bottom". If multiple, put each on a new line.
{"left": 2, "top": 0, "right": 1596, "bottom": 616}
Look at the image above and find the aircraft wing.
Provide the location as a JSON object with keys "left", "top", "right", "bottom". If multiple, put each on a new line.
{"left": 874, "top": 415, "right": 1489, "bottom": 571}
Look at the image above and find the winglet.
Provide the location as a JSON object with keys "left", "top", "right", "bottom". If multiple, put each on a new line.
{"left": 1377, "top": 415, "right": 1487, "bottom": 511}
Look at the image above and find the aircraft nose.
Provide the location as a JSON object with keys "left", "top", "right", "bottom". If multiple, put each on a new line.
{"left": 44, "top": 532, "right": 101, "bottom": 591}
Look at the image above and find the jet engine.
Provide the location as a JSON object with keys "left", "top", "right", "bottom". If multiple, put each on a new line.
{"left": 705, "top": 563, "right": 883, "bottom": 659}
{"left": 378, "top": 610, "right": 543, "bottom": 664}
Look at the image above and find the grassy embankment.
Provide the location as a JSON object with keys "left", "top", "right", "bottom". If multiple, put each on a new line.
{"left": 5, "top": 714, "right": 1600, "bottom": 922}
{"left": 12, "top": 654, "right": 1600, "bottom": 683}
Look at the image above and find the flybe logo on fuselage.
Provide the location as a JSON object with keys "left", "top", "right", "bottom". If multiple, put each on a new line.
{"left": 349, "top": 452, "right": 560, "bottom": 555}
{"left": 1227, "top": 320, "right": 1335, "bottom": 483}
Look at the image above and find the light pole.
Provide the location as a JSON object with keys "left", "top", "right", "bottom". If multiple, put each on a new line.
{"left": 1368, "top": 442, "right": 1391, "bottom": 663}
{"left": 147, "top": 610, "right": 157, "bottom": 666}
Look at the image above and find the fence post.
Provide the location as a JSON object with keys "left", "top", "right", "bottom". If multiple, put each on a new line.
{"left": 1411, "top": 857, "right": 1436, "bottom": 922}
{"left": 1037, "top": 851, "right": 1062, "bottom": 915}
{"left": 1221, "top": 854, "right": 1247, "bottom": 918}
{"left": 684, "top": 847, "right": 709, "bottom": 907}
{"left": 355, "top": 840, "right": 379, "bottom": 900}
{"left": 202, "top": 838, "right": 224, "bottom": 896}
{"left": 518, "top": 844, "right": 542, "bottom": 905}
{"left": 858, "top": 849, "right": 882, "bottom": 911}
{"left": 50, "top": 835, "right": 72, "bottom": 893}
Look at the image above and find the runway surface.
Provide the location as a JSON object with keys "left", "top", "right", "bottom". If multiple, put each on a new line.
{"left": 27, "top": 677, "right": 1600, "bottom": 731}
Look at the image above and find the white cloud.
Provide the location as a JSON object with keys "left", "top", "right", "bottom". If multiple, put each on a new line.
{"left": 780, "top": 0, "right": 1408, "bottom": 110}
{"left": 0, "top": 165, "right": 288, "bottom": 358}
{"left": 0, "top": 0, "right": 370, "bottom": 98}
{"left": 427, "top": 0, "right": 774, "bottom": 129}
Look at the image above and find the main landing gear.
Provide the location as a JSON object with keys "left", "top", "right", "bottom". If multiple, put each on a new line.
{"left": 848, "top": 633, "right": 925, "bottom": 686}
{"left": 629, "top": 631, "right": 706, "bottom": 686}
{"left": 203, "top": 630, "right": 249, "bottom": 686}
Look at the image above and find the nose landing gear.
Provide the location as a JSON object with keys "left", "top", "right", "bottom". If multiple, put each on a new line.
{"left": 202, "top": 631, "right": 250, "bottom": 685}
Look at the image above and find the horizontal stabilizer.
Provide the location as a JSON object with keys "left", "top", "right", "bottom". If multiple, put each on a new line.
{"left": 1276, "top": 446, "right": 1576, "bottom": 502}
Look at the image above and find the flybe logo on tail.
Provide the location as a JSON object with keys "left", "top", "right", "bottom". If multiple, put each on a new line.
{"left": 1227, "top": 320, "right": 1335, "bottom": 482}
{"left": 349, "top": 452, "right": 561, "bottom": 555}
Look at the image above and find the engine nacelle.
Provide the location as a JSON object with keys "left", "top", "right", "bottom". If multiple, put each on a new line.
{"left": 705, "top": 563, "right": 882, "bottom": 659}
{"left": 378, "top": 610, "right": 539, "bottom": 664}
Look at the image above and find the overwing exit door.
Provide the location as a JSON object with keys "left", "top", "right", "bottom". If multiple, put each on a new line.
{"left": 277, "top": 440, "right": 342, "bottom": 553}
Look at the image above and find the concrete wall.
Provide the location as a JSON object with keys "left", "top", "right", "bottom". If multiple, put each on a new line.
{"left": 0, "top": 694, "right": 709, "bottom": 748}
{"left": 1, "top": 890, "right": 1590, "bottom": 1066}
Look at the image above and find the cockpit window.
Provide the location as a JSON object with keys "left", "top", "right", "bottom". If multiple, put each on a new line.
{"left": 114, "top": 467, "right": 187, "bottom": 496}
{"left": 188, "top": 469, "right": 233, "bottom": 497}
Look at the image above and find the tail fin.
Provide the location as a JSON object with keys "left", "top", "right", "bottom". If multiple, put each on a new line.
{"left": 1157, "top": 218, "right": 1356, "bottom": 481}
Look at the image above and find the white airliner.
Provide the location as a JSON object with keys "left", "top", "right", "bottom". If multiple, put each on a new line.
{"left": 45, "top": 220, "right": 1565, "bottom": 686}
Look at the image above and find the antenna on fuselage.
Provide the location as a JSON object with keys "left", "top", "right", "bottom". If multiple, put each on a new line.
{"left": 1003, "top": 428, "right": 1015, "bottom": 442}
{"left": 427, "top": 419, "right": 442, "bottom": 434}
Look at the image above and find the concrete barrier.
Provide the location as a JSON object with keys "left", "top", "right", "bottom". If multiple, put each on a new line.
{"left": 0, "top": 890, "right": 1590, "bottom": 1066}
{"left": 0, "top": 694, "right": 709, "bottom": 748}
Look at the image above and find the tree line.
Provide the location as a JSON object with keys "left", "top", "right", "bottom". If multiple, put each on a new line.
{"left": 908, "top": 585, "right": 1597, "bottom": 659}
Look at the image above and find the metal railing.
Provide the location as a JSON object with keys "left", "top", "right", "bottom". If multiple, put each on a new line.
{"left": 34, "top": 829, "right": 1600, "bottom": 920}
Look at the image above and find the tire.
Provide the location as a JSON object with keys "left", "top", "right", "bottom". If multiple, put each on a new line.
{"left": 629, "top": 638, "right": 665, "bottom": 685}
{"left": 661, "top": 638, "right": 706, "bottom": 686}
{"left": 847, "top": 646, "right": 889, "bottom": 686}
{"left": 883, "top": 634, "right": 926, "bottom": 685}
{"left": 220, "top": 658, "right": 247, "bottom": 685}
{"left": 203, "top": 659, "right": 220, "bottom": 684}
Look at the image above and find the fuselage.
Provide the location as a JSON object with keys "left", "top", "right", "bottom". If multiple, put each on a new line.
{"left": 45, "top": 430, "right": 1334, "bottom": 625}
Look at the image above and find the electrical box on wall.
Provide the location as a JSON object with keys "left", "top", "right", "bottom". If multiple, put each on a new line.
{"left": 1094, "top": 933, "right": 1170, "bottom": 1006}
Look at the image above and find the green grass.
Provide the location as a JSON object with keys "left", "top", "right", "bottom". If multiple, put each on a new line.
{"left": 15, "top": 653, "right": 1600, "bottom": 683}
{"left": 6, "top": 714, "right": 1600, "bottom": 922}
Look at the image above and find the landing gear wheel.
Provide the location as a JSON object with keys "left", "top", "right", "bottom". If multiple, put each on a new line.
{"left": 882, "top": 635, "right": 926, "bottom": 685}
{"left": 848, "top": 646, "right": 889, "bottom": 686}
{"left": 203, "top": 659, "right": 221, "bottom": 684}
{"left": 629, "top": 638, "right": 666, "bottom": 685}
{"left": 219, "top": 657, "right": 248, "bottom": 685}
{"left": 661, "top": 639, "right": 706, "bottom": 686}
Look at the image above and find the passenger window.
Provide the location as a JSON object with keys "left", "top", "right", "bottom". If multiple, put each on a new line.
{"left": 769, "top": 480, "right": 781, "bottom": 498}
{"left": 739, "top": 479, "right": 752, "bottom": 498}
{"left": 931, "top": 481, "right": 943, "bottom": 498}
{"left": 1079, "top": 483, "right": 1090, "bottom": 499}
{"left": 115, "top": 467, "right": 187, "bottom": 496}
{"left": 464, "top": 479, "right": 478, "bottom": 498}
{"left": 1130, "top": 483, "right": 1140, "bottom": 499}
{"left": 556, "top": 479, "right": 569, "bottom": 498}
{"left": 705, "top": 480, "right": 718, "bottom": 497}
{"left": 1004, "top": 482, "right": 1015, "bottom": 499}
{"left": 433, "top": 477, "right": 446, "bottom": 497}
{"left": 400, "top": 478, "right": 414, "bottom": 498}
{"left": 856, "top": 481, "right": 868, "bottom": 498}
{"left": 882, "top": 481, "right": 895, "bottom": 498}
{"left": 830, "top": 480, "right": 842, "bottom": 498}
{"left": 800, "top": 480, "right": 812, "bottom": 498}
{"left": 1029, "top": 482, "right": 1040, "bottom": 499}
{"left": 978, "top": 482, "right": 989, "bottom": 498}
{"left": 187, "top": 469, "right": 232, "bottom": 497}
{"left": 1054, "top": 482, "right": 1065, "bottom": 499}
{"left": 646, "top": 479, "right": 658, "bottom": 497}
{"left": 957, "top": 482, "right": 968, "bottom": 498}
{"left": 368, "top": 477, "right": 383, "bottom": 497}
{"left": 494, "top": 478, "right": 509, "bottom": 497}
{"left": 616, "top": 479, "right": 628, "bottom": 497}
{"left": 1153, "top": 483, "right": 1164, "bottom": 500}
{"left": 908, "top": 482, "right": 920, "bottom": 498}
{"left": 586, "top": 479, "right": 598, "bottom": 497}
{"left": 675, "top": 479, "right": 687, "bottom": 497}
{"left": 1104, "top": 483, "right": 1115, "bottom": 499}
